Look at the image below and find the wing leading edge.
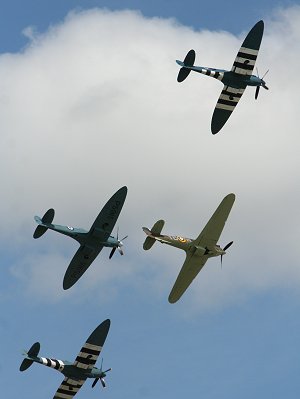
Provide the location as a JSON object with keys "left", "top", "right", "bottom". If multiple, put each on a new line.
{"left": 168, "top": 194, "right": 235, "bottom": 303}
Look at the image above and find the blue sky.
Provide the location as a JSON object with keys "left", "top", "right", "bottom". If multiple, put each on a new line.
{"left": 1, "top": 1, "right": 300, "bottom": 399}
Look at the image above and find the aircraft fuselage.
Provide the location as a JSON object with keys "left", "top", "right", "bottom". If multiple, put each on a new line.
{"left": 152, "top": 233, "right": 225, "bottom": 258}
{"left": 25, "top": 355, "right": 104, "bottom": 379}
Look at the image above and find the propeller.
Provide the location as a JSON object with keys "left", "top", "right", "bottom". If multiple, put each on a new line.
{"left": 255, "top": 68, "right": 269, "bottom": 100}
{"left": 92, "top": 359, "right": 112, "bottom": 388}
{"left": 109, "top": 227, "right": 128, "bottom": 259}
{"left": 220, "top": 241, "right": 233, "bottom": 267}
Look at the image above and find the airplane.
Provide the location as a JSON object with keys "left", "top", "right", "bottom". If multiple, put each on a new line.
{"left": 143, "top": 193, "right": 235, "bottom": 303}
{"left": 20, "top": 319, "right": 112, "bottom": 399}
{"left": 33, "top": 186, "right": 128, "bottom": 290}
{"left": 176, "top": 20, "right": 268, "bottom": 134}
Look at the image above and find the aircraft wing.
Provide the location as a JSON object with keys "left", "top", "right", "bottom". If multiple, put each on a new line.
{"left": 193, "top": 193, "right": 235, "bottom": 248}
{"left": 73, "top": 319, "right": 111, "bottom": 371}
{"left": 63, "top": 244, "right": 103, "bottom": 290}
{"left": 53, "top": 377, "right": 86, "bottom": 399}
{"left": 89, "top": 186, "right": 128, "bottom": 242}
{"left": 231, "top": 20, "right": 264, "bottom": 76}
{"left": 168, "top": 194, "right": 235, "bottom": 303}
{"left": 211, "top": 85, "right": 245, "bottom": 134}
{"left": 168, "top": 252, "right": 208, "bottom": 303}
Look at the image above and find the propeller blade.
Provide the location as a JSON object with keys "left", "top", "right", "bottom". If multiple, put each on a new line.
{"left": 109, "top": 247, "right": 117, "bottom": 259}
{"left": 221, "top": 254, "right": 224, "bottom": 268}
{"left": 100, "top": 378, "right": 106, "bottom": 388}
{"left": 120, "top": 235, "right": 128, "bottom": 241}
{"left": 255, "top": 85, "right": 260, "bottom": 100}
{"left": 261, "top": 69, "right": 269, "bottom": 80}
{"left": 103, "top": 368, "right": 112, "bottom": 373}
{"left": 223, "top": 241, "right": 233, "bottom": 251}
{"left": 92, "top": 378, "right": 99, "bottom": 388}
{"left": 262, "top": 84, "right": 269, "bottom": 90}
{"left": 118, "top": 247, "right": 124, "bottom": 256}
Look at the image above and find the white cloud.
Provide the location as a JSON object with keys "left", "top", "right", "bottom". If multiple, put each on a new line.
{"left": 2, "top": 7, "right": 300, "bottom": 310}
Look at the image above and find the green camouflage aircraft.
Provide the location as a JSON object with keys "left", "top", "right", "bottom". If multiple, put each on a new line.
{"left": 143, "top": 193, "right": 235, "bottom": 303}
{"left": 33, "top": 186, "right": 128, "bottom": 289}
{"left": 176, "top": 20, "right": 268, "bottom": 134}
{"left": 20, "top": 319, "right": 111, "bottom": 398}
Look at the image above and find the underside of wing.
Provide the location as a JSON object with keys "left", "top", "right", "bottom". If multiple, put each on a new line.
{"left": 168, "top": 253, "right": 208, "bottom": 303}
{"left": 211, "top": 86, "right": 245, "bottom": 134}
{"left": 73, "top": 319, "right": 111, "bottom": 372}
{"left": 89, "top": 186, "right": 127, "bottom": 241}
{"left": 193, "top": 193, "right": 235, "bottom": 249}
{"left": 53, "top": 377, "right": 86, "bottom": 399}
{"left": 63, "top": 245, "right": 103, "bottom": 290}
{"left": 231, "top": 20, "right": 264, "bottom": 76}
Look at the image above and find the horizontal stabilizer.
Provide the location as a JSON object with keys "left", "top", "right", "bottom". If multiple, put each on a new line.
{"left": 177, "top": 49, "right": 195, "bottom": 82}
{"left": 42, "top": 208, "right": 55, "bottom": 224}
{"left": 143, "top": 237, "right": 156, "bottom": 250}
{"left": 20, "top": 358, "right": 34, "bottom": 372}
{"left": 20, "top": 342, "right": 40, "bottom": 371}
{"left": 33, "top": 209, "right": 55, "bottom": 239}
{"left": 142, "top": 220, "right": 165, "bottom": 250}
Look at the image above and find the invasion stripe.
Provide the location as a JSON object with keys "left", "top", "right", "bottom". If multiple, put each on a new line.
{"left": 239, "top": 46, "right": 258, "bottom": 56}
{"left": 234, "top": 57, "right": 256, "bottom": 67}
{"left": 237, "top": 51, "right": 257, "bottom": 60}
{"left": 221, "top": 90, "right": 243, "bottom": 98}
{"left": 84, "top": 342, "right": 101, "bottom": 351}
{"left": 217, "top": 98, "right": 238, "bottom": 106}
{"left": 233, "top": 61, "right": 254, "bottom": 71}
{"left": 216, "top": 103, "right": 235, "bottom": 111}
{"left": 80, "top": 347, "right": 100, "bottom": 356}
{"left": 219, "top": 95, "right": 239, "bottom": 104}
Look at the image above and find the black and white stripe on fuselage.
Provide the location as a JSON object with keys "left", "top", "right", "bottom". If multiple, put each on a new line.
{"left": 40, "top": 356, "right": 65, "bottom": 371}
{"left": 196, "top": 67, "right": 224, "bottom": 80}
{"left": 231, "top": 46, "right": 258, "bottom": 75}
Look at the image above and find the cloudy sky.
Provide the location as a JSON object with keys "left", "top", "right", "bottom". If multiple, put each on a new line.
{"left": 1, "top": 1, "right": 300, "bottom": 398}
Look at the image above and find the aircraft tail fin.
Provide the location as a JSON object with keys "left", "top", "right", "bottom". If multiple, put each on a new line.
{"left": 177, "top": 49, "right": 196, "bottom": 82}
{"left": 33, "top": 208, "right": 55, "bottom": 239}
{"left": 142, "top": 220, "right": 165, "bottom": 250}
{"left": 20, "top": 342, "right": 40, "bottom": 371}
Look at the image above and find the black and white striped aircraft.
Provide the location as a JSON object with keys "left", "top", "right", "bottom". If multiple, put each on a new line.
{"left": 176, "top": 20, "right": 268, "bottom": 134}
{"left": 20, "top": 319, "right": 111, "bottom": 399}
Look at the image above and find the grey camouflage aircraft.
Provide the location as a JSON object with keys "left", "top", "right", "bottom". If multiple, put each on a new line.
{"left": 20, "top": 319, "right": 111, "bottom": 399}
{"left": 176, "top": 20, "right": 268, "bottom": 134}
{"left": 143, "top": 193, "right": 235, "bottom": 303}
{"left": 33, "top": 186, "right": 128, "bottom": 289}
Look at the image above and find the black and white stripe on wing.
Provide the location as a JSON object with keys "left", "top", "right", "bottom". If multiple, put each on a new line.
{"left": 216, "top": 86, "right": 245, "bottom": 111}
{"left": 54, "top": 377, "right": 86, "bottom": 399}
{"left": 74, "top": 342, "right": 102, "bottom": 370}
{"left": 231, "top": 46, "right": 258, "bottom": 75}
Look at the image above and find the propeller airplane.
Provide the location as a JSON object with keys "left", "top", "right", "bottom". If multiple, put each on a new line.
{"left": 33, "top": 186, "right": 128, "bottom": 289}
{"left": 143, "top": 193, "right": 235, "bottom": 303}
{"left": 176, "top": 20, "right": 268, "bottom": 134}
{"left": 20, "top": 319, "right": 111, "bottom": 399}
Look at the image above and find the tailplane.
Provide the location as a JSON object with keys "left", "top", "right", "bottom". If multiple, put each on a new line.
{"left": 33, "top": 208, "right": 55, "bottom": 239}
{"left": 176, "top": 49, "right": 196, "bottom": 82}
{"left": 20, "top": 342, "right": 40, "bottom": 371}
{"left": 142, "top": 220, "right": 165, "bottom": 250}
